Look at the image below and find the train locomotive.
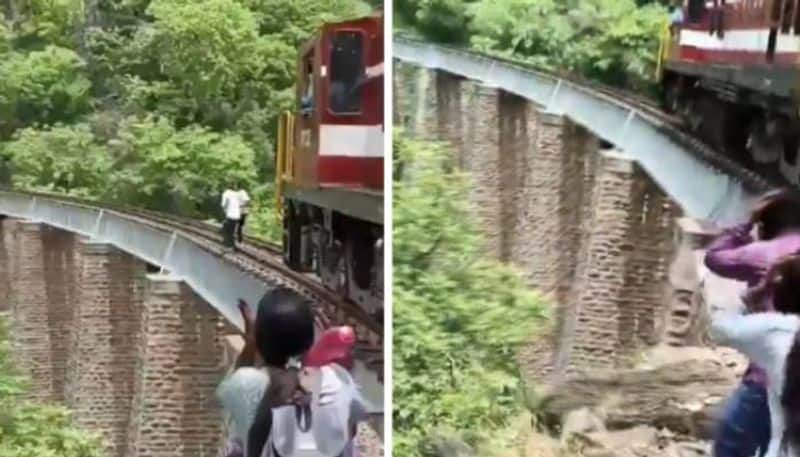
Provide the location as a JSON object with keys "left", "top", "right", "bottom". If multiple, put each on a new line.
{"left": 659, "top": 0, "right": 800, "bottom": 185}
{"left": 275, "top": 13, "right": 384, "bottom": 320}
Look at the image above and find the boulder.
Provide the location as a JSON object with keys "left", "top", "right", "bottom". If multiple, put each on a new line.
{"left": 540, "top": 348, "right": 739, "bottom": 439}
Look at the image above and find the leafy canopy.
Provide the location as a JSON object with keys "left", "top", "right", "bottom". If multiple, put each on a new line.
{"left": 396, "top": 0, "right": 667, "bottom": 92}
{"left": 0, "top": 0, "right": 372, "bottom": 242}
{"left": 393, "top": 132, "right": 548, "bottom": 457}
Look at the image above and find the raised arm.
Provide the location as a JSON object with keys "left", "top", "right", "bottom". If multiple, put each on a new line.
{"left": 704, "top": 223, "right": 768, "bottom": 281}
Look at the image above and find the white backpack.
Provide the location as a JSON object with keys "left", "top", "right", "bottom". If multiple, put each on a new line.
{"left": 217, "top": 364, "right": 368, "bottom": 457}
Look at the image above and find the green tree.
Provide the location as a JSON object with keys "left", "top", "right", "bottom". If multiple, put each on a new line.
{"left": 0, "top": 46, "right": 91, "bottom": 138}
{"left": 398, "top": 0, "right": 667, "bottom": 91}
{"left": 0, "top": 0, "right": 375, "bottom": 242}
{"left": 393, "top": 132, "right": 548, "bottom": 457}
{"left": 0, "top": 317, "right": 105, "bottom": 457}
{"left": 2, "top": 123, "right": 111, "bottom": 198}
{"left": 107, "top": 116, "right": 259, "bottom": 216}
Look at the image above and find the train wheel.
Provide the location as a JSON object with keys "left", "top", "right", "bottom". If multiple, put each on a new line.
{"left": 283, "top": 202, "right": 302, "bottom": 270}
{"left": 335, "top": 241, "right": 349, "bottom": 299}
{"left": 682, "top": 98, "right": 702, "bottom": 132}
{"left": 664, "top": 78, "right": 682, "bottom": 114}
{"left": 780, "top": 140, "right": 800, "bottom": 185}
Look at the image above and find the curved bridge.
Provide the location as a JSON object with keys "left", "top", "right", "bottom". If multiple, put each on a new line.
{"left": 393, "top": 37, "right": 770, "bottom": 381}
{"left": 394, "top": 36, "right": 770, "bottom": 224}
{"left": 0, "top": 190, "right": 383, "bottom": 456}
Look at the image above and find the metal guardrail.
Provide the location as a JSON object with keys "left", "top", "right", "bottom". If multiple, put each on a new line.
{"left": 0, "top": 191, "right": 272, "bottom": 330}
{"left": 394, "top": 37, "right": 757, "bottom": 224}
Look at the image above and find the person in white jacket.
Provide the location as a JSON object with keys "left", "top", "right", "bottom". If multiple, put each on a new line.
{"left": 222, "top": 183, "right": 243, "bottom": 249}
{"left": 710, "top": 255, "right": 800, "bottom": 457}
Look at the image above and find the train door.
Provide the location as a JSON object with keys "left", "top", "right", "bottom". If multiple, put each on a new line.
{"left": 294, "top": 44, "right": 320, "bottom": 187}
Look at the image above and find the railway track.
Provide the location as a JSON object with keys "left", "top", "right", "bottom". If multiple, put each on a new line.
{"left": 396, "top": 36, "right": 779, "bottom": 213}
{"left": 2, "top": 188, "right": 383, "bottom": 375}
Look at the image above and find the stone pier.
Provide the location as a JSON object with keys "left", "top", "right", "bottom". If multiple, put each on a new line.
{"left": 401, "top": 65, "right": 682, "bottom": 381}
{"left": 0, "top": 221, "right": 230, "bottom": 456}
{"left": 65, "top": 240, "right": 144, "bottom": 457}
{"left": 126, "top": 274, "right": 224, "bottom": 457}
{"left": 41, "top": 226, "right": 77, "bottom": 403}
{"left": 7, "top": 220, "right": 54, "bottom": 401}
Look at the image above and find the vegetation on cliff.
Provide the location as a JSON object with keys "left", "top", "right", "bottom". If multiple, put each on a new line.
{"left": 0, "top": 317, "right": 104, "bottom": 457}
{"left": 393, "top": 131, "right": 548, "bottom": 457}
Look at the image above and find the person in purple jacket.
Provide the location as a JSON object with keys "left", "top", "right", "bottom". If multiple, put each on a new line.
{"left": 705, "top": 189, "right": 800, "bottom": 457}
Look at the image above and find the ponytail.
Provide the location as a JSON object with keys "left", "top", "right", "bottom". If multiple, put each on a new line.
{"left": 248, "top": 391, "right": 275, "bottom": 457}
{"left": 247, "top": 367, "right": 305, "bottom": 457}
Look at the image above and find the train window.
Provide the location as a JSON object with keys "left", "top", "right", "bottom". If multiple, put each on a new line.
{"left": 301, "top": 59, "right": 314, "bottom": 115}
{"left": 329, "top": 31, "right": 364, "bottom": 115}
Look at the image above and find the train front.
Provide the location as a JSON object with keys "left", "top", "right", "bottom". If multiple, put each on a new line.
{"left": 276, "top": 13, "right": 384, "bottom": 322}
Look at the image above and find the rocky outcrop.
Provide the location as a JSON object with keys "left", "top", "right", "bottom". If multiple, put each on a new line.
{"left": 540, "top": 346, "right": 744, "bottom": 440}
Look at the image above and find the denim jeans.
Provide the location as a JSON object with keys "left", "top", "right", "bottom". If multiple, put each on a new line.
{"left": 713, "top": 381, "right": 771, "bottom": 457}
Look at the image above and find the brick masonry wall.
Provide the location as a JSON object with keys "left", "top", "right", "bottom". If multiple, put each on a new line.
{"left": 0, "top": 218, "right": 10, "bottom": 313}
{"left": 126, "top": 274, "right": 225, "bottom": 457}
{"left": 65, "top": 240, "right": 143, "bottom": 457}
{"left": 7, "top": 220, "right": 54, "bottom": 401}
{"left": 560, "top": 151, "right": 643, "bottom": 373}
{"left": 515, "top": 117, "right": 599, "bottom": 381}
{"left": 41, "top": 226, "right": 76, "bottom": 403}
{"left": 435, "top": 72, "right": 464, "bottom": 154}
{"left": 616, "top": 181, "right": 677, "bottom": 355}
{"left": 409, "top": 69, "right": 682, "bottom": 379}
{"left": 463, "top": 84, "right": 503, "bottom": 258}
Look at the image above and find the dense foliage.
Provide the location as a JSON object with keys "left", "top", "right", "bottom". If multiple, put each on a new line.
{"left": 0, "top": 0, "right": 372, "bottom": 242}
{"left": 0, "top": 317, "right": 105, "bottom": 457}
{"left": 393, "top": 132, "right": 548, "bottom": 457}
{"left": 396, "top": 0, "right": 669, "bottom": 92}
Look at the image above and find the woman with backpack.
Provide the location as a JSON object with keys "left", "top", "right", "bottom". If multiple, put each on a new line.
{"left": 217, "top": 287, "right": 370, "bottom": 457}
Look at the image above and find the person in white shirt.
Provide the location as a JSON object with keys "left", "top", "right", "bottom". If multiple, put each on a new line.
{"left": 222, "top": 183, "right": 242, "bottom": 249}
{"left": 237, "top": 187, "right": 251, "bottom": 244}
{"left": 710, "top": 255, "right": 800, "bottom": 457}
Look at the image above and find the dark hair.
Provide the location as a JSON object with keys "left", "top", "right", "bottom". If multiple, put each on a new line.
{"left": 773, "top": 256, "right": 800, "bottom": 453}
{"left": 247, "top": 287, "right": 315, "bottom": 457}
{"left": 754, "top": 189, "right": 800, "bottom": 240}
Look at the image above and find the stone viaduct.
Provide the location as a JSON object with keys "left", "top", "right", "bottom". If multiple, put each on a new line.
{"left": 0, "top": 218, "right": 232, "bottom": 456}
{"left": 395, "top": 64, "right": 719, "bottom": 381}
{"left": 0, "top": 215, "right": 383, "bottom": 456}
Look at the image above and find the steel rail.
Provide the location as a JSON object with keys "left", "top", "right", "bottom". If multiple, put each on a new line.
{"left": 0, "top": 189, "right": 384, "bottom": 411}
{"left": 394, "top": 36, "right": 775, "bottom": 225}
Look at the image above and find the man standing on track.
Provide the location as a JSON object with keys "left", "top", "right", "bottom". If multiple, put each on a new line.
{"left": 221, "top": 182, "right": 242, "bottom": 251}
{"left": 236, "top": 185, "right": 251, "bottom": 244}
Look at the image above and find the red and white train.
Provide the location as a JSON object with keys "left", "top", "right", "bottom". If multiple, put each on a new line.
{"left": 660, "top": 0, "right": 800, "bottom": 184}
{"left": 275, "top": 13, "right": 383, "bottom": 320}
